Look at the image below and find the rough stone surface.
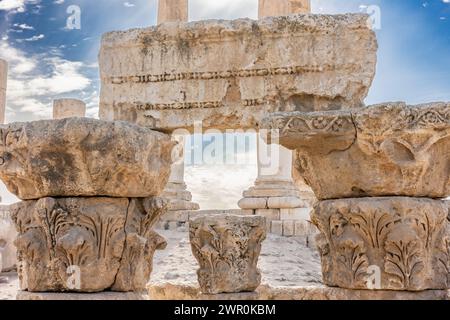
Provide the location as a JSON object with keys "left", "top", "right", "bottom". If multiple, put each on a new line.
{"left": 53, "top": 99, "right": 86, "bottom": 119}
{"left": 148, "top": 283, "right": 450, "bottom": 300}
{"left": 312, "top": 197, "right": 450, "bottom": 291}
{"left": 10, "top": 196, "right": 167, "bottom": 292}
{"left": 0, "top": 118, "right": 175, "bottom": 199}
{"left": 263, "top": 102, "right": 450, "bottom": 199}
{"left": 17, "top": 291, "right": 148, "bottom": 300}
{"left": 0, "top": 205, "right": 17, "bottom": 272}
{"left": 99, "top": 14, "right": 377, "bottom": 132}
{"left": 189, "top": 214, "right": 266, "bottom": 294}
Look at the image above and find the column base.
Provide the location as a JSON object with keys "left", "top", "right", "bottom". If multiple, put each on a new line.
{"left": 16, "top": 291, "right": 148, "bottom": 300}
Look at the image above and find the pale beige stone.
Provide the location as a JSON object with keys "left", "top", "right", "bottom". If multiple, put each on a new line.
{"left": 294, "top": 220, "right": 317, "bottom": 237}
{"left": 0, "top": 59, "right": 7, "bottom": 125}
{"left": 0, "top": 205, "right": 17, "bottom": 272}
{"left": 255, "top": 209, "right": 281, "bottom": 221}
{"left": 280, "top": 208, "right": 310, "bottom": 220}
{"left": 267, "top": 197, "right": 306, "bottom": 209}
{"left": 53, "top": 99, "right": 86, "bottom": 119}
{"left": 312, "top": 197, "right": 450, "bottom": 291}
{"left": 238, "top": 198, "right": 268, "bottom": 209}
{"left": 282, "top": 220, "right": 295, "bottom": 237}
{"left": 259, "top": 0, "right": 311, "bottom": 18}
{"left": 10, "top": 197, "right": 167, "bottom": 292}
{"left": 189, "top": 214, "right": 266, "bottom": 294}
{"left": 17, "top": 291, "right": 148, "bottom": 300}
{"left": 263, "top": 102, "right": 450, "bottom": 199}
{"left": 271, "top": 220, "right": 283, "bottom": 236}
{"left": 0, "top": 118, "right": 175, "bottom": 200}
{"left": 148, "top": 283, "right": 450, "bottom": 300}
{"left": 99, "top": 14, "right": 377, "bottom": 132}
{"left": 157, "top": 0, "right": 188, "bottom": 24}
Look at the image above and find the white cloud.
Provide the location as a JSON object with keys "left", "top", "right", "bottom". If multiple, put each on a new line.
{"left": 16, "top": 33, "right": 44, "bottom": 42}
{"left": 13, "top": 23, "right": 34, "bottom": 30}
{"left": 0, "top": 41, "right": 91, "bottom": 120}
{"left": 123, "top": 2, "right": 135, "bottom": 8}
{"left": 0, "top": 0, "right": 26, "bottom": 12}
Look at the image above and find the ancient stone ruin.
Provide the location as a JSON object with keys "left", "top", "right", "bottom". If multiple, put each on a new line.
{"left": 0, "top": 118, "right": 175, "bottom": 295}
{"left": 262, "top": 102, "right": 450, "bottom": 291}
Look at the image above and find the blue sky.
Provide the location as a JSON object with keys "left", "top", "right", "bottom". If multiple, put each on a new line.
{"left": 0, "top": 0, "right": 449, "bottom": 206}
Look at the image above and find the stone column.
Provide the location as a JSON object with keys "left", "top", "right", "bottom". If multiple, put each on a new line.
{"left": 259, "top": 0, "right": 310, "bottom": 18}
{"left": 239, "top": 133, "right": 315, "bottom": 238}
{"left": 160, "top": 135, "right": 199, "bottom": 229}
{"left": 0, "top": 59, "right": 7, "bottom": 125}
{"left": 53, "top": 99, "right": 86, "bottom": 119}
{"left": 157, "top": 0, "right": 188, "bottom": 24}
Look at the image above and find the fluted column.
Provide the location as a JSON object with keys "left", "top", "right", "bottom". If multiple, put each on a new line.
{"left": 158, "top": 0, "right": 188, "bottom": 24}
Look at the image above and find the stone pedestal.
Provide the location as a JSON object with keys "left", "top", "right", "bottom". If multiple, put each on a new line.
{"left": 189, "top": 214, "right": 266, "bottom": 294}
{"left": 158, "top": 0, "right": 188, "bottom": 24}
{"left": 239, "top": 133, "right": 315, "bottom": 237}
{"left": 53, "top": 99, "right": 86, "bottom": 119}
{"left": 259, "top": 0, "right": 311, "bottom": 18}
{"left": 0, "top": 59, "right": 7, "bottom": 124}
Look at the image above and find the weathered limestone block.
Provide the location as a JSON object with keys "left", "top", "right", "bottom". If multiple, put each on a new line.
{"left": 312, "top": 197, "right": 450, "bottom": 291}
{"left": 189, "top": 214, "right": 266, "bottom": 294}
{"left": 53, "top": 99, "right": 86, "bottom": 119}
{"left": 263, "top": 102, "right": 450, "bottom": 199}
{"left": 0, "top": 205, "right": 17, "bottom": 272}
{"left": 0, "top": 118, "right": 175, "bottom": 199}
{"left": 99, "top": 14, "right": 377, "bottom": 132}
{"left": 10, "top": 196, "right": 167, "bottom": 292}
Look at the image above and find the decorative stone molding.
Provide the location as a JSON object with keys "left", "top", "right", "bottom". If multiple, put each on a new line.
{"left": 312, "top": 197, "right": 450, "bottom": 291}
{"left": 262, "top": 102, "right": 450, "bottom": 199}
{"left": 99, "top": 14, "right": 377, "bottom": 132}
{"left": 0, "top": 118, "right": 175, "bottom": 199}
{"left": 189, "top": 214, "right": 266, "bottom": 294}
{"left": 10, "top": 196, "right": 167, "bottom": 292}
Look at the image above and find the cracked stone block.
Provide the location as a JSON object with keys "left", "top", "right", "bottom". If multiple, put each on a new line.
{"left": 10, "top": 197, "right": 168, "bottom": 292}
{"left": 0, "top": 118, "right": 175, "bottom": 200}
{"left": 263, "top": 102, "right": 450, "bottom": 199}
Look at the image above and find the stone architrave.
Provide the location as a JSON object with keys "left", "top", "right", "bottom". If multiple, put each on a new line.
{"left": 262, "top": 102, "right": 450, "bottom": 199}
{"left": 53, "top": 99, "right": 86, "bottom": 119}
{"left": 0, "top": 59, "right": 7, "bottom": 125}
{"left": 259, "top": 0, "right": 311, "bottom": 18}
{"left": 158, "top": 0, "right": 188, "bottom": 24}
{"left": 312, "top": 197, "right": 450, "bottom": 291}
{"left": 162, "top": 135, "right": 199, "bottom": 212}
{"left": 10, "top": 196, "right": 167, "bottom": 292}
{"left": 0, "top": 118, "right": 175, "bottom": 200}
{"left": 189, "top": 214, "right": 266, "bottom": 294}
{"left": 99, "top": 14, "right": 377, "bottom": 132}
